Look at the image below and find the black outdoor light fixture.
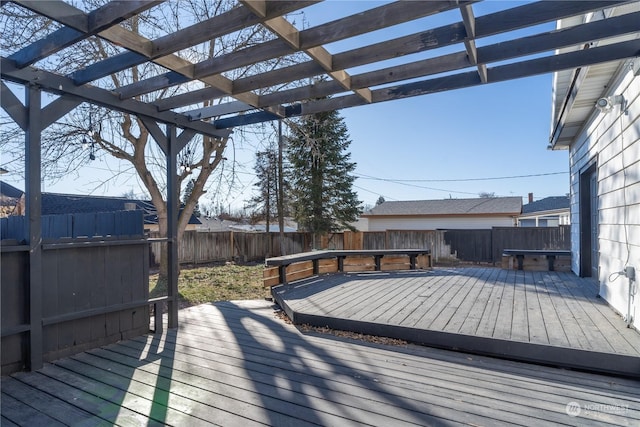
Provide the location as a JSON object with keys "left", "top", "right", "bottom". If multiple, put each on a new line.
{"left": 179, "top": 148, "right": 192, "bottom": 173}
{"left": 82, "top": 113, "right": 97, "bottom": 161}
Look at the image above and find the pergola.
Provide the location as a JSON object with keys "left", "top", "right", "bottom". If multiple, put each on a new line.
{"left": 2, "top": 0, "right": 639, "bottom": 370}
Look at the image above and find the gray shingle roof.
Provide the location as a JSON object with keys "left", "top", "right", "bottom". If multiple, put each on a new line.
{"left": 364, "top": 197, "right": 522, "bottom": 216}
{"left": 522, "top": 196, "right": 570, "bottom": 215}
{"left": 0, "top": 180, "right": 24, "bottom": 201}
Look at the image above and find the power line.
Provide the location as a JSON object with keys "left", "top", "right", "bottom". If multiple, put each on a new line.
{"left": 355, "top": 177, "right": 482, "bottom": 196}
{"left": 354, "top": 171, "right": 568, "bottom": 183}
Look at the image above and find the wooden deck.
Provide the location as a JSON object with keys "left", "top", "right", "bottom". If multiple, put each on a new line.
{"left": 2, "top": 299, "right": 640, "bottom": 426}
{"left": 273, "top": 267, "right": 640, "bottom": 377}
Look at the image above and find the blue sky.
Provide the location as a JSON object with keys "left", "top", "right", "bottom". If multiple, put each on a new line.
{"left": 2, "top": 1, "right": 570, "bottom": 210}
{"left": 342, "top": 75, "right": 569, "bottom": 206}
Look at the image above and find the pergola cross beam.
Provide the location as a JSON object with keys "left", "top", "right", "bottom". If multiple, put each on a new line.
{"left": 1, "top": 57, "right": 230, "bottom": 139}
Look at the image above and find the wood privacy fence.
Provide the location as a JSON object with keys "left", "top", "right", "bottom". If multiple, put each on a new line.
{"left": 153, "top": 226, "right": 570, "bottom": 266}
{"left": 0, "top": 210, "right": 144, "bottom": 240}
{"left": 149, "top": 230, "right": 312, "bottom": 265}
{"left": 1, "top": 211, "right": 149, "bottom": 375}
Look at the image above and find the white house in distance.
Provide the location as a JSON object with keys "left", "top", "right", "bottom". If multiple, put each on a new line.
{"left": 361, "top": 197, "right": 522, "bottom": 231}
{"left": 519, "top": 194, "right": 570, "bottom": 227}
{"left": 549, "top": 3, "right": 639, "bottom": 328}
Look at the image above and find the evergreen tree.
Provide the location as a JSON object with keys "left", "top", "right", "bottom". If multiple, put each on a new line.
{"left": 183, "top": 178, "right": 201, "bottom": 217}
{"left": 249, "top": 147, "right": 289, "bottom": 229}
{"left": 287, "top": 110, "right": 361, "bottom": 245}
{"left": 375, "top": 196, "right": 386, "bottom": 206}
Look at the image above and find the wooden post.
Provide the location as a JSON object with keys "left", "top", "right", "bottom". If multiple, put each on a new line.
{"left": 26, "top": 84, "right": 43, "bottom": 371}
{"left": 230, "top": 230, "right": 234, "bottom": 261}
{"left": 409, "top": 255, "right": 416, "bottom": 270}
{"left": 277, "top": 119, "right": 286, "bottom": 256}
{"left": 166, "top": 125, "right": 179, "bottom": 329}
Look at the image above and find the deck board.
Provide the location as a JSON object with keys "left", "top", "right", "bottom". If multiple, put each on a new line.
{"left": 1, "top": 376, "right": 104, "bottom": 426}
{"left": 533, "top": 270, "right": 571, "bottom": 347}
{"left": 273, "top": 267, "right": 640, "bottom": 377}
{"left": 2, "top": 299, "right": 640, "bottom": 426}
{"left": 475, "top": 267, "right": 509, "bottom": 337}
{"left": 456, "top": 267, "right": 499, "bottom": 335}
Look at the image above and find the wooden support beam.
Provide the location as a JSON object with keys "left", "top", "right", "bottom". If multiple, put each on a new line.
{"left": 263, "top": 16, "right": 300, "bottom": 49}
{"left": 14, "top": 0, "right": 88, "bottom": 31}
{"left": 88, "top": 1, "right": 163, "bottom": 33}
{"left": 459, "top": 4, "right": 476, "bottom": 38}
{"left": 11, "top": 0, "right": 161, "bottom": 67}
{"left": 1, "top": 58, "right": 231, "bottom": 139}
{"left": 1, "top": 81, "right": 26, "bottom": 130}
{"left": 474, "top": 0, "right": 630, "bottom": 38}
{"left": 186, "top": 101, "right": 254, "bottom": 121}
{"left": 154, "top": 87, "right": 226, "bottom": 112}
{"left": 477, "top": 63, "right": 488, "bottom": 84}
{"left": 251, "top": 10, "right": 640, "bottom": 113}
{"left": 166, "top": 125, "right": 179, "bottom": 329}
{"left": 374, "top": 39, "right": 640, "bottom": 103}
{"left": 299, "top": 0, "right": 473, "bottom": 49}
{"left": 107, "top": 0, "right": 456, "bottom": 107}
{"left": 241, "top": 0, "right": 372, "bottom": 104}
{"left": 243, "top": 0, "right": 267, "bottom": 17}
{"left": 25, "top": 84, "right": 43, "bottom": 371}
{"left": 219, "top": 0, "right": 635, "bottom": 105}
{"left": 41, "top": 97, "right": 82, "bottom": 129}
{"left": 70, "top": 1, "right": 312, "bottom": 85}
{"left": 175, "top": 129, "right": 196, "bottom": 153}
{"left": 459, "top": 4, "right": 486, "bottom": 83}
{"left": 215, "top": 36, "right": 640, "bottom": 128}
{"left": 139, "top": 116, "right": 168, "bottom": 155}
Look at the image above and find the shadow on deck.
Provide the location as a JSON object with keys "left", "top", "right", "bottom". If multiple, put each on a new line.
{"left": 3, "top": 299, "right": 640, "bottom": 425}
{"left": 272, "top": 267, "right": 640, "bottom": 378}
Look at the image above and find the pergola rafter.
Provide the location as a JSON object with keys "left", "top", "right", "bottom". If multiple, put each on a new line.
{"left": 5, "top": 0, "right": 638, "bottom": 131}
{"left": 13, "top": 0, "right": 627, "bottom": 129}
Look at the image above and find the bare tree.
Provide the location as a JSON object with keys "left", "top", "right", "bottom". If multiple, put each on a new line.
{"left": 1, "top": 0, "right": 305, "bottom": 283}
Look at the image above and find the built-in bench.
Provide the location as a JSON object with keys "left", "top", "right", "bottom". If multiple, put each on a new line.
{"left": 501, "top": 249, "right": 571, "bottom": 272}
{"left": 264, "top": 249, "right": 432, "bottom": 287}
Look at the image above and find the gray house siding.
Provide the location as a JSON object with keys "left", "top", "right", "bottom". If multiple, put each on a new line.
{"left": 567, "top": 62, "right": 639, "bottom": 329}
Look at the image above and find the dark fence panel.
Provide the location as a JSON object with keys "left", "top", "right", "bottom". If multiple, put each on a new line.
{"left": 42, "top": 214, "right": 73, "bottom": 238}
{"left": 0, "top": 250, "right": 29, "bottom": 373}
{"left": 1, "top": 210, "right": 144, "bottom": 241}
{"left": 491, "top": 225, "right": 571, "bottom": 264}
{"left": 0, "top": 216, "right": 28, "bottom": 241}
{"left": 442, "top": 226, "right": 571, "bottom": 264}
{"left": 1, "top": 238, "right": 149, "bottom": 375}
{"left": 443, "top": 229, "right": 493, "bottom": 263}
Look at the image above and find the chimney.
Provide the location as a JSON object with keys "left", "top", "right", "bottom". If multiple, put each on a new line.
{"left": 528, "top": 193, "right": 533, "bottom": 203}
